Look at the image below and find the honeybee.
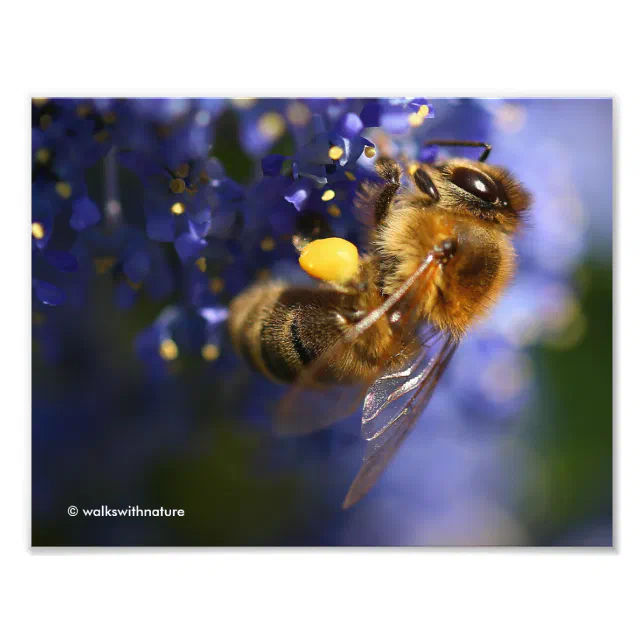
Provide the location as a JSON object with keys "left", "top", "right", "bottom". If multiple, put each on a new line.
{"left": 229, "top": 140, "right": 531, "bottom": 508}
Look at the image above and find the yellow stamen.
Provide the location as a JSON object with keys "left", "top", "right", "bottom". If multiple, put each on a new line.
{"left": 209, "top": 277, "right": 225, "bottom": 294}
{"left": 201, "top": 344, "right": 220, "bottom": 362}
{"left": 408, "top": 113, "right": 423, "bottom": 127}
{"left": 76, "top": 104, "right": 91, "bottom": 118}
{"left": 260, "top": 237, "right": 275, "bottom": 252}
{"left": 417, "top": 104, "right": 429, "bottom": 118}
{"left": 232, "top": 98, "right": 257, "bottom": 109}
{"left": 195, "top": 257, "right": 207, "bottom": 272}
{"left": 327, "top": 204, "right": 341, "bottom": 218}
{"left": 159, "top": 338, "right": 179, "bottom": 361}
{"left": 364, "top": 146, "right": 376, "bottom": 158}
{"left": 258, "top": 112, "right": 286, "bottom": 140}
{"left": 171, "top": 202, "right": 185, "bottom": 216}
{"left": 94, "top": 257, "right": 116, "bottom": 275}
{"left": 286, "top": 101, "right": 311, "bottom": 126}
{"left": 32, "top": 98, "right": 49, "bottom": 107}
{"left": 55, "top": 182, "right": 72, "bottom": 199}
{"left": 39, "top": 114, "right": 52, "bottom": 130}
{"left": 176, "top": 163, "right": 190, "bottom": 178}
{"left": 407, "top": 163, "right": 419, "bottom": 176}
{"left": 299, "top": 237, "right": 359, "bottom": 284}
{"left": 103, "top": 111, "right": 117, "bottom": 124}
{"left": 321, "top": 189, "right": 335, "bottom": 202}
{"left": 35, "top": 148, "right": 50, "bottom": 164}
{"left": 344, "top": 171, "right": 356, "bottom": 181}
{"left": 32, "top": 222, "right": 45, "bottom": 240}
{"left": 94, "top": 130, "right": 110, "bottom": 143}
{"left": 170, "top": 178, "right": 186, "bottom": 194}
{"left": 328, "top": 145, "right": 344, "bottom": 160}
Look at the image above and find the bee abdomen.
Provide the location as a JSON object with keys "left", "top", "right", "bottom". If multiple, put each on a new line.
{"left": 286, "top": 318, "right": 316, "bottom": 366}
{"left": 229, "top": 282, "right": 347, "bottom": 384}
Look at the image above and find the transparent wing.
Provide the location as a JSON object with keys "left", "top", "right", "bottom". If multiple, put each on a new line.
{"left": 342, "top": 334, "right": 459, "bottom": 509}
{"left": 275, "top": 252, "right": 441, "bottom": 436}
{"left": 274, "top": 378, "right": 371, "bottom": 437}
{"left": 361, "top": 326, "right": 443, "bottom": 441}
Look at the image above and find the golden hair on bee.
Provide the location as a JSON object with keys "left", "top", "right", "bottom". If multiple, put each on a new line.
{"left": 228, "top": 138, "right": 532, "bottom": 508}
{"left": 371, "top": 154, "right": 531, "bottom": 337}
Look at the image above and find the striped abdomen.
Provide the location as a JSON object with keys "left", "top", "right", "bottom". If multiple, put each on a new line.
{"left": 228, "top": 281, "right": 387, "bottom": 384}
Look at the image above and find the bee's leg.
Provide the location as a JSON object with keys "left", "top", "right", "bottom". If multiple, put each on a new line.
{"left": 374, "top": 157, "right": 401, "bottom": 183}
{"left": 432, "top": 238, "right": 458, "bottom": 265}
{"left": 373, "top": 157, "right": 402, "bottom": 225}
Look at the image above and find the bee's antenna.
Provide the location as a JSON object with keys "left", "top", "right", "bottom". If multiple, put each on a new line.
{"left": 423, "top": 140, "right": 492, "bottom": 163}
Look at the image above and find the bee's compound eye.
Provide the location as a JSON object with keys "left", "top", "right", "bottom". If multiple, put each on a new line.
{"left": 450, "top": 167, "right": 498, "bottom": 203}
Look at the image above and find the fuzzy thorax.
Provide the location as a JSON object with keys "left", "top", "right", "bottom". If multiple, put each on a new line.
{"left": 374, "top": 200, "right": 454, "bottom": 316}
{"left": 373, "top": 196, "right": 517, "bottom": 337}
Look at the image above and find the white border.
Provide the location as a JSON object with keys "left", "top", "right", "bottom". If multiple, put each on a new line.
{"left": 4, "top": 1, "right": 641, "bottom": 642}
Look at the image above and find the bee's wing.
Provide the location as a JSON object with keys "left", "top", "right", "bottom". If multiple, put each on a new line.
{"left": 275, "top": 253, "right": 441, "bottom": 436}
{"left": 343, "top": 333, "right": 459, "bottom": 509}
{"left": 361, "top": 326, "right": 444, "bottom": 441}
{"left": 274, "top": 384, "right": 371, "bottom": 436}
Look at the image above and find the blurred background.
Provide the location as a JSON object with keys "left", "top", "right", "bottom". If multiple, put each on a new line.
{"left": 31, "top": 98, "right": 612, "bottom": 546}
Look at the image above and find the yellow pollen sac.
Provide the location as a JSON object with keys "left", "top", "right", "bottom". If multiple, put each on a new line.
{"left": 299, "top": 237, "right": 359, "bottom": 284}
{"left": 364, "top": 146, "right": 376, "bottom": 159}
{"left": 417, "top": 104, "right": 430, "bottom": 118}
{"left": 321, "top": 189, "right": 335, "bottom": 202}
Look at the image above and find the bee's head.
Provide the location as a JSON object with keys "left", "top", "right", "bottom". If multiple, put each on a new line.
{"left": 412, "top": 159, "right": 531, "bottom": 232}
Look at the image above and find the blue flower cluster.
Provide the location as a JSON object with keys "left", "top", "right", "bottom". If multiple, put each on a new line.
{"left": 32, "top": 97, "right": 435, "bottom": 366}
{"left": 32, "top": 98, "right": 594, "bottom": 544}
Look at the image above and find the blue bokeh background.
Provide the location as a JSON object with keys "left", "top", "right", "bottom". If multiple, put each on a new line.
{"left": 31, "top": 98, "right": 612, "bottom": 546}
